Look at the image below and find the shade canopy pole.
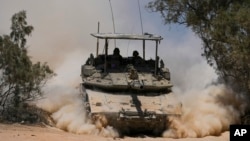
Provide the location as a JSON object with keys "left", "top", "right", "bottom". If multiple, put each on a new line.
{"left": 155, "top": 40, "right": 158, "bottom": 76}
{"left": 104, "top": 38, "right": 108, "bottom": 73}
{"left": 143, "top": 40, "right": 145, "bottom": 60}
{"left": 96, "top": 22, "right": 100, "bottom": 57}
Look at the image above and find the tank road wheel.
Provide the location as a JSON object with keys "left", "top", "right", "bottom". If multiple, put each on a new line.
{"left": 153, "top": 128, "right": 162, "bottom": 136}
{"left": 117, "top": 128, "right": 130, "bottom": 137}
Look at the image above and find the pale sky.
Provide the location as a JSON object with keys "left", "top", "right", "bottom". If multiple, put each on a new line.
{"left": 0, "top": 0, "right": 217, "bottom": 91}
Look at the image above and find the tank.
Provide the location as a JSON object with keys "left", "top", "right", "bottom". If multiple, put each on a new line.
{"left": 80, "top": 33, "right": 182, "bottom": 135}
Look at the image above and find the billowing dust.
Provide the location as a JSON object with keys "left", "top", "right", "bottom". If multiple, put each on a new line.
{"left": 163, "top": 84, "right": 246, "bottom": 138}
{"left": 37, "top": 82, "right": 246, "bottom": 138}
{"left": 34, "top": 36, "right": 246, "bottom": 138}
{"left": 36, "top": 85, "right": 119, "bottom": 137}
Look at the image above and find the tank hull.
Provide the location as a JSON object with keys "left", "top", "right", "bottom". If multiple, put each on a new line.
{"left": 80, "top": 84, "right": 181, "bottom": 135}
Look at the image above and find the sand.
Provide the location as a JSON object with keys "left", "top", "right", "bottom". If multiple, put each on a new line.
{"left": 0, "top": 123, "right": 229, "bottom": 141}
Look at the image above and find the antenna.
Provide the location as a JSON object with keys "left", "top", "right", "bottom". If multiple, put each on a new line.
{"left": 137, "top": 0, "right": 144, "bottom": 34}
{"left": 109, "top": 0, "right": 116, "bottom": 48}
{"left": 137, "top": 0, "right": 145, "bottom": 59}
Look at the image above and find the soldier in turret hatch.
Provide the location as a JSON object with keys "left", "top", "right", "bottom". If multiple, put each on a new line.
{"left": 110, "top": 48, "right": 123, "bottom": 68}
{"left": 132, "top": 50, "right": 143, "bottom": 66}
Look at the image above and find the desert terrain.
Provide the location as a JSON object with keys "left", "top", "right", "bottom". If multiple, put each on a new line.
{"left": 0, "top": 123, "right": 229, "bottom": 141}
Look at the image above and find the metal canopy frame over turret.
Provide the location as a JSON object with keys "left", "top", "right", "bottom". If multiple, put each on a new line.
{"left": 91, "top": 33, "right": 163, "bottom": 75}
{"left": 91, "top": 33, "right": 163, "bottom": 41}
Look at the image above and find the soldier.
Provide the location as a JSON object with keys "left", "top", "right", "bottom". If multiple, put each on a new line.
{"left": 86, "top": 53, "right": 94, "bottom": 65}
{"left": 132, "top": 50, "right": 143, "bottom": 65}
{"left": 110, "top": 48, "right": 123, "bottom": 68}
{"left": 113, "top": 48, "right": 122, "bottom": 59}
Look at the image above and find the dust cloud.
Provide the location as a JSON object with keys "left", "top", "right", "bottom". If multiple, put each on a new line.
{"left": 35, "top": 50, "right": 119, "bottom": 137}
{"left": 159, "top": 32, "right": 247, "bottom": 138}
{"left": 36, "top": 70, "right": 247, "bottom": 138}
{"left": 163, "top": 85, "right": 246, "bottom": 138}
{"left": 34, "top": 37, "right": 247, "bottom": 138}
{"left": 36, "top": 82, "right": 119, "bottom": 137}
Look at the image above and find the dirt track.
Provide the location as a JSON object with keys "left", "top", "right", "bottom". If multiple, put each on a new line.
{"left": 0, "top": 123, "right": 229, "bottom": 141}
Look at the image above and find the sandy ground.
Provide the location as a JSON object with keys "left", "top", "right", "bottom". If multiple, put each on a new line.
{"left": 0, "top": 123, "right": 229, "bottom": 141}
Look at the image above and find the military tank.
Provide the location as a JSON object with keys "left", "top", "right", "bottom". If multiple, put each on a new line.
{"left": 80, "top": 33, "right": 182, "bottom": 135}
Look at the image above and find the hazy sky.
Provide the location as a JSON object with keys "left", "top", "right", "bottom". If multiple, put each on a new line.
{"left": 0, "top": 0, "right": 217, "bottom": 91}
